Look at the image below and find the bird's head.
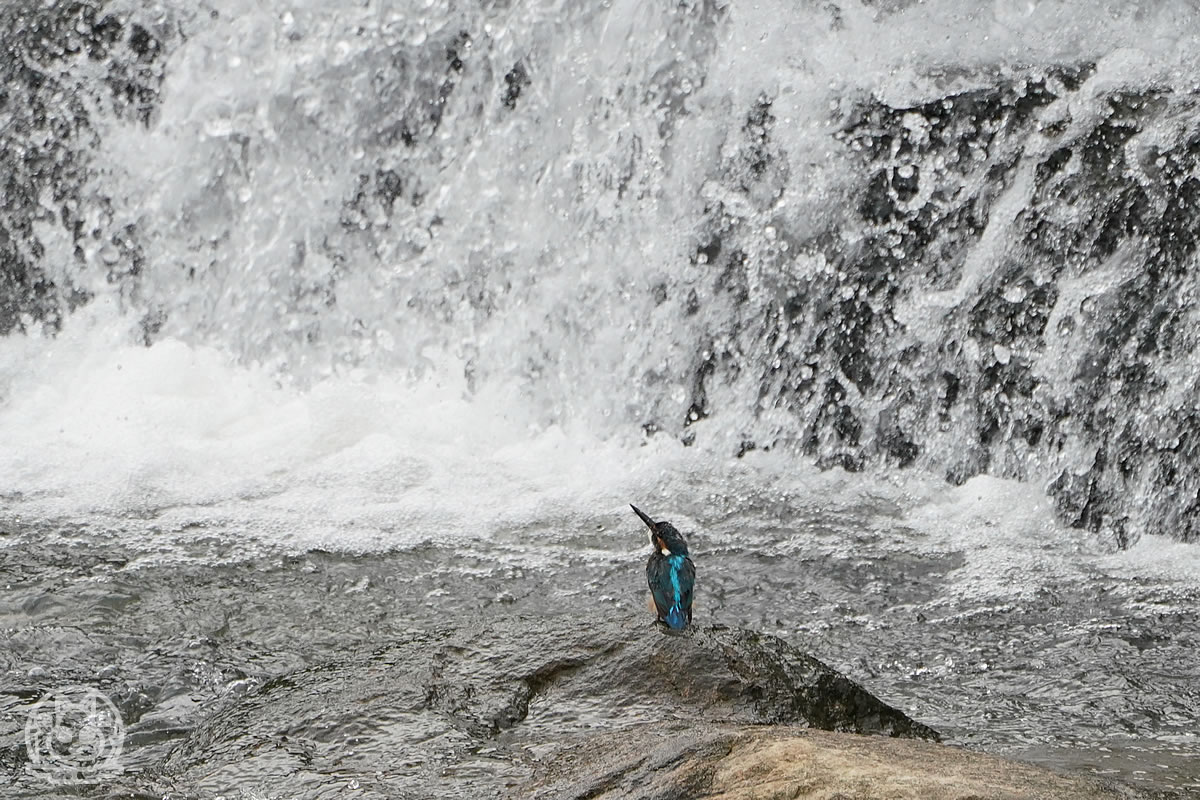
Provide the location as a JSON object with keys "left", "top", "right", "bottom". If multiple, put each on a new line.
{"left": 630, "top": 504, "right": 690, "bottom": 556}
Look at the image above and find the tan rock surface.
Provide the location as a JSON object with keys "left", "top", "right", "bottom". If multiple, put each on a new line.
{"left": 528, "top": 724, "right": 1143, "bottom": 800}
{"left": 706, "top": 727, "right": 1127, "bottom": 800}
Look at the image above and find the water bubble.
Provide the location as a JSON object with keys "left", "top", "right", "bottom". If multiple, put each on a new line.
{"left": 237, "top": 187, "right": 252, "bottom": 203}
{"left": 203, "top": 118, "right": 234, "bottom": 138}
{"left": 1002, "top": 285, "right": 1027, "bottom": 303}
{"left": 99, "top": 244, "right": 121, "bottom": 265}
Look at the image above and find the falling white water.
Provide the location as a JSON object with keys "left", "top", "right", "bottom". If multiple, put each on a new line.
{"left": 3, "top": 0, "right": 1200, "bottom": 557}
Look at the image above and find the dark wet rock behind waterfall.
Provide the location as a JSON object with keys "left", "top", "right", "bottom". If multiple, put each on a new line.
{"left": 141, "top": 616, "right": 934, "bottom": 798}
{"left": 0, "top": 1, "right": 169, "bottom": 337}
{"left": 695, "top": 65, "right": 1200, "bottom": 548}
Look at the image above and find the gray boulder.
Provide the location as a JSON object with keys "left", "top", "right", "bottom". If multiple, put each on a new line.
{"left": 145, "top": 616, "right": 934, "bottom": 798}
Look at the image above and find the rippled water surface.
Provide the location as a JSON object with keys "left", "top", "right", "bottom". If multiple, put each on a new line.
{"left": 3, "top": 467, "right": 1199, "bottom": 796}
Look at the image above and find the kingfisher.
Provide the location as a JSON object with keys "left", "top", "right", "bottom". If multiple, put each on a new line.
{"left": 631, "top": 504, "right": 695, "bottom": 630}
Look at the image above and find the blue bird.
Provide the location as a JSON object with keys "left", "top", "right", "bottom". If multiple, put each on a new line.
{"left": 631, "top": 504, "right": 695, "bottom": 630}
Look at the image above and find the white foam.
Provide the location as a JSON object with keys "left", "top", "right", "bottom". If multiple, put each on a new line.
{"left": 894, "top": 474, "right": 1200, "bottom": 604}
{"left": 5, "top": 307, "right": 1200, "bottom": 602}
{"left": 0, "top": 301, "right": 900, "bottom": 559}
{"left": 0, "top": 303, "right": 679, "bottom": 553}
{"left": 1099, "top": 534, "right": 1200, "bottom": 589}
{"left": 897, "top": 475, "right": 1086, "bottom": 600}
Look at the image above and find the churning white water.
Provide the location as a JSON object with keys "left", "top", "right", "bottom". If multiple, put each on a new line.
{"left": 3, "top": 0, "right": 1200, "bottom": 549}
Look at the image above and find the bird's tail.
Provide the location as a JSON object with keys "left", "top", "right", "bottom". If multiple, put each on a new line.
{"left": 664, "top": 606, "right": 688, "bottom": 630}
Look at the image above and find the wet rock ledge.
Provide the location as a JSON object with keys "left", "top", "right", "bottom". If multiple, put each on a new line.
{"left": 139, "top": 616, "right": 1142, "bottom": 799}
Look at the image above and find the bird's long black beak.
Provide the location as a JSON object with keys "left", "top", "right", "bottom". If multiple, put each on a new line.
{"left": 630, "top": 504, "right": 657, "bottom": 532}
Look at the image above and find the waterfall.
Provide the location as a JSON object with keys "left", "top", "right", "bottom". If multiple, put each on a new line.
{"left": 3, "top": 0, "right": 1200, "bottom": 546}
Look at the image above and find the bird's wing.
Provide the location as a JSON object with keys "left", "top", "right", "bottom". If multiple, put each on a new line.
{"left": 646, "top": 554, "right": 674, "bottom": 619}
{"left": 678, "top": 556, "right": 696, "bottom": 615}
{"left": 647, "top": 554, "right": 696, "bottom": 619}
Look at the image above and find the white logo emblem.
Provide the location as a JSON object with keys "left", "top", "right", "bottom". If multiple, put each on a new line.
{"left": 24, "top": 686, "right": 125, "bottom": 784}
